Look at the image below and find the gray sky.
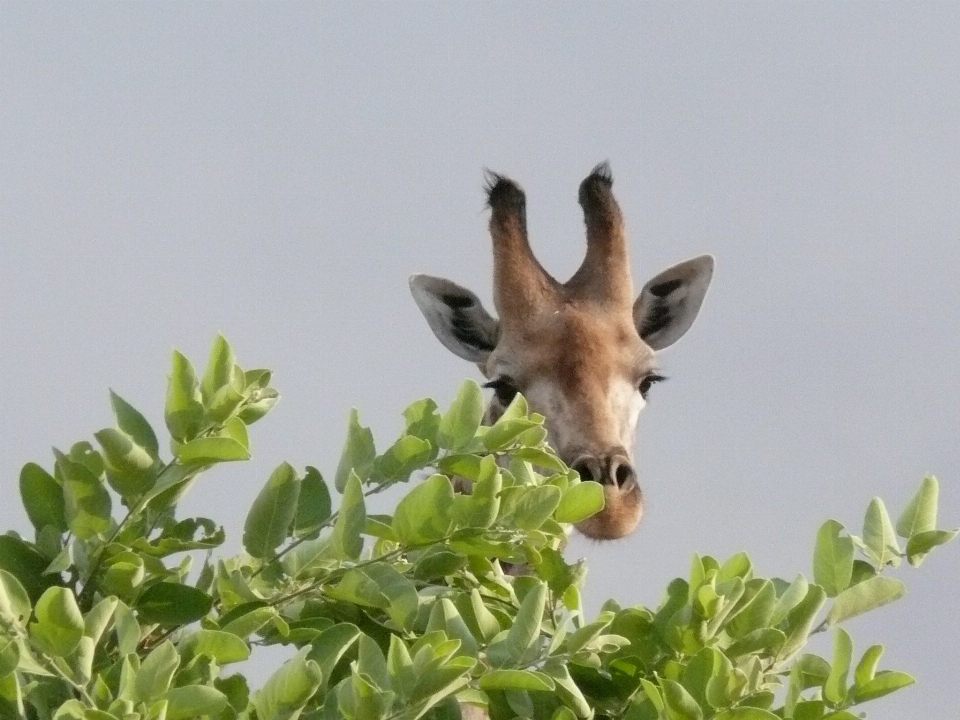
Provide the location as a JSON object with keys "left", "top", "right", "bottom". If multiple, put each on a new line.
{"left": 2, "top": 3, "right": 958, "bottom": 716}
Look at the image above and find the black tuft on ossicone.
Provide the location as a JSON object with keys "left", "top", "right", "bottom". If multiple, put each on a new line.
{"left": 587, "top": 161, "right": 613, "bottom": 186}
{"left": 483, "top": 170, "right": 526, "bottom": 219}
{"left": 578, "top": 161, "right": 617, "bottom": 211}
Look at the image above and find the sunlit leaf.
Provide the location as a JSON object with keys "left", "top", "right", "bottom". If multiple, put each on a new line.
{"left": 29, "top": 587, "right": 84, "bottom": 656}
{"left": 136, "top": 582, "right": 213, "bottom": 625}
{"left": 905, "top": 528, "right": 958, "bottom": 567}
{"left": 176, "top": 435, "right": 250, "bottom": 464}
{"left": 291, "top": 466, "right": 331, "bottom": 539}
{"left": 813, "top": 520, "right": 854, "bottom": 597}
{"left": 826, "top": 576, "right": 905, "bottom": 626}
{"left": 163, "top": 685, "right": 229, "bottom": 720}
{"left": 393, "top": 474, "right": 454, "bottom": 545}
{"left": 480, "top": 670, "right": 555, "bottom": 692}
{"left": 165, "top": 350, "right": 204, "bottom": 441}
{"left": 19, "top": 463, "right": 67, "bottom": 533}
{"left": 243, "top": 462, "right": 301, "bottom": 559}
{"left": 437, "top": 380, "right": 484, "bottom": 450}
{"left": 201, "top": 334, "right": 237, "bottom": 404}
{"left": 109, "top": 390, "right": 160, "bottom": 459}
{"left": 852, "top": 670, "right": 915, "bottom": 703}
{"left": 862, "top": 497, "right": 900, "bottom": 568}
{"left": 555, "top": 481, "right": 605, "bottom": 524}
{"left": 896, "top": 476, "right": 938, "bottom": 539}
{"left": 334, "top": 409, "right": 376, "bottom": 491}
{"left": 823, "top": 628, "right": 853, "bottom": 705}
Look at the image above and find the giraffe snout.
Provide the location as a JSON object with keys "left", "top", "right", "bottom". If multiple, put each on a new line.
{"left": 571, "top": 452, "right": 636, "bottom": 489}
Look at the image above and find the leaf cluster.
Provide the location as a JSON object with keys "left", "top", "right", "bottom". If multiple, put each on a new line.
{"left": 1, "top": 336, "right": 955, "bottom": 720}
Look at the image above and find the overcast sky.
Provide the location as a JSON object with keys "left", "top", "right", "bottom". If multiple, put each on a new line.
{"left": 2, "top": 3, "right": 958, "bottom": 717}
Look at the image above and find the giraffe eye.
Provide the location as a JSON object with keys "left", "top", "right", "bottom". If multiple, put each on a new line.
{"left": 484, "top": 378, "right": 519, "bottom": 406}
{"left": 639, "top": 373, "right": 667, "bottom": 399}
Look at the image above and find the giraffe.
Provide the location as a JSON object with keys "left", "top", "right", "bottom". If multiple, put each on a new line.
{"left": 410, "top": 163, "right": 713, "bottom": 541}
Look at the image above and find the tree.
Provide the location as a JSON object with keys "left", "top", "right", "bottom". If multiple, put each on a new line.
{"left": 1, "top": 337, "right": 955, "bottom": 720}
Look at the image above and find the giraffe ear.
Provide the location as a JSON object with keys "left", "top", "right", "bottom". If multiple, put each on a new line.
{"left": 409, "top": 275, "right": 499, "bottom": 362}
{"left": 633, "top": 255, "right": 714, "bottom": 351}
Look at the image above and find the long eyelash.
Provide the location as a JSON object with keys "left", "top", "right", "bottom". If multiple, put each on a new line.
{"left": 645, "top": 374, "right": 668, "bottom": 385}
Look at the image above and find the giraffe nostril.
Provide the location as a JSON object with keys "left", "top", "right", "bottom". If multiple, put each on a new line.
{"left": 571, "top": 457, "right": 602, "bottom": 484}
{"left": 613, "top": 461, "right": 636, "bottom": 488}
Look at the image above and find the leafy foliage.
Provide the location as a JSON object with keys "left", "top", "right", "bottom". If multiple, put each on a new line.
{"left": 1, "top": 337, "right": 955, "bottom": 720}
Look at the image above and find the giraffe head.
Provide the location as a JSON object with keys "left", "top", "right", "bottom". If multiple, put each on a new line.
{"left": 410, "top": 164, "right": 713, "bottom": 540}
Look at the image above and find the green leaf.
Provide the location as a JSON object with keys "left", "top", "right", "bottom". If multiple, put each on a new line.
{"left": 0, "top": 570, "right": 32, "bottom": 626}
{"left": 101, "top": 549, "right": 145, "bottom": 598}
{"left": 725, "top": 628, "right": 786, "bottom": 657}
{"left": 454, "top": 455, "right": 502, "bottom": 529}
{"left": 253, "top": 647, "right": 323, "bottom": 720}
{"left": 238, "top": 387, "right": 280, "bottom": 425}
{"left": 661, "top": 679, "right": 703, "bottom": 720}
{"left": 779, "top": 585, "right": 827, "bottom": 660}
{"left": 483, "top": 418, "right": 539, "bottom": 452}
{"left": 505, "top": 581, "right": 548, "bottom": 655}
{"left": 513, "top": 446, "right": 568, "bottom": 472}
{"left": 813, "top": 520, "right": 854, "bottom": 597}
{"left": 180, "top": 629, "right": 250, "bottom": 665}
{"left": 330, "top": 472, "right": 366, "bottom": 560}
{"left": 165, "top": 350, "right": 205, "bottom": 441}
{"left": 208, "top": 383, "right": 246, "bottom": 423}
{"left": 201, "top": 334, "right": 236, "bottom": 403}
{"left": 717, "top": 552, "right": 753, "bottom": 583}
{"left": 83, "top": 595, "right": 119, "bottom": 645}
{"left": 404, "top": 398, "right": 441, "bottom": 443}
{"left": 163, "top": 685, "right": 229, "bottom": 720}
{"left": 136, "top": 582, "right": 213, "bottom": 625}
{"left": 896, "top": 476, "right": 938, "bottom": 539}
{"left": 30, "top": 586, "right": 84, "bottom": 656}
{"left": 110, "top": 390, "right": 160, "bottom": 459}
{"left": 460, "top": 589, "right": 501, "bottom": 644}
{"left": 554, "top": 481, "right": 605, "bottom": 524}
{"left": 292, "top": 466, "right": 332, "bottom": 538}
{"left": 393, "top": 474, "right": 455, "bottom": 545}
{"left": 771, "top": 574, "right": 808, "bottom": 626}
{"left": 726, "top": 580, "right": 776, "bottom": 639}
{"left": 95, "top": 428, "right": 157, "bottom": 498}
{"left": 823, "top": 628, "right": 853, "bottom": 705}
{"left": 854, "top": 644, "right": 884, "bottom": 687}
{"left": 0, "top": 635, "right": 19, "bottom": 678}
{"left": 131, "top": 517, "right": 225, "bottom": 557}
{"left": 307, "top": 623, "right": 361, "bottom": 689}
{"left": 712, "top": 710, "right": 779, "bottom": 720}
{"left": 510, "top": 485, "right": 562, "bottom": 530}
{"left": 357, "top": 634, "right": 390, "bottom": 691}
{"left": 364, "top": 563, "right": 420, "bottom": 630}
{"left": 19, "top": 463, "right": 67, "bottom": 533}
{"left": 56, "top": 451, "right": 112, "bottom": 539}
{"left": 427, "top": 599, "right": 478, "bottom": 658}
{"left": 374, "top": 434, "right": 434, "bottom": 480}
{"left": 826, "top": 576, "right": 905, "bottom": 626}
{"left": 0, "top": 537, "right": 59, "bottom": 604}
{"left": 862, "top": 497, "right": 900, "bottom": 568}
{"left": 437, "top": 380, "right": 484, "bottom": 450}
{"left": 136, "top": 640, "right": 180, "bottom": 701}
{"left": 243, "top": 462, "right": 301, "bottom": 559}
{"left": 335, "top": 409, "right": 377, "bottom": 491}
{"left": 480, "top": 670, "right": 555, "bottom": 692}
{"left": 852, "top": 670, "right": 915, "bottom": 703}
{"left": 905, "top": 528, "right": 958, "bottom": 566}
{"left": 221, "top": 605, "right": 279, "bottom": 640}
{"left": 176, "top": 435, "right": 250, "bottom": 464}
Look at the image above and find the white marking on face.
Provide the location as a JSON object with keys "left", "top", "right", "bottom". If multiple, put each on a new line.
{"left": 612, "top": 376, "right": 644, "bottom": 458}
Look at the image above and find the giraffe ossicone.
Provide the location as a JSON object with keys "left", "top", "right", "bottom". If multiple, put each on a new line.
{"left": 410, "top": 163, "right": 714, "bottom": 540}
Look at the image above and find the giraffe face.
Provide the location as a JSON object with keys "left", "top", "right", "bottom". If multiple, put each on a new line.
{"left": 410, "top": 165, "right": 714, "bottom": 541}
